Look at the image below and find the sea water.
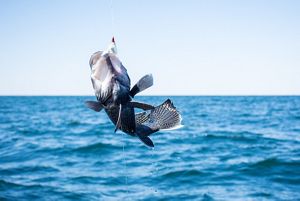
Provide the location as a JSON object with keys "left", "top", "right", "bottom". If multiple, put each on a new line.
{"left": 0, "top": 96, "right": 299, "bottom": 200}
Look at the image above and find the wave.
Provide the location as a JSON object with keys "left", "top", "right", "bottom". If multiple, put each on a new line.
{"left": 240, "top": 157, "right": 300, "bottom": 177}
{"left": 0, "top": 179, "right": 25, "bottom": 188}
{"left": 73, "top": 142, "right": 118, "bottom": 153}
{"left": 249, "top": 157, "right": 300, "bottom": 169}
{"left": 294, "top": 116, "right": 300, "bottom": 120}
{"left": 248, "top": 192, "right": 273, "bottom": 198}
{"left": 15, "top": 127, "right": 47, "bottom": 136}
{"left": 0, "top": 179, "right": 44, "bottom": 190}
{"left": 154, "top": 193, "right": 214, "bottom": 201}
{"left": 70, "top": 176, "right": 101, "bottom": 184}
{"left": 250, "top": 157, "right": 281, "bottom": 168}
{"left": 67, "top": 120, "right": 83, "bottom": 126}
{"left": 160, "top": 169, "right": 211, "bottom": 180}
{"left": 203, "top": 131, "right": 260, "bottom": 143}
{"left": 0, "top": 165, "right": 59, "bottom": 175}
{"left": 272, "top": 176, "right": 300, "bottom": 185}
{"left": 0, "top": 179, "right": 89, "bottom": 200}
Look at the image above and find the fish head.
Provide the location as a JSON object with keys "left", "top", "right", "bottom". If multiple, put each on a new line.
{"left": 89, "top": 42, "right": 130, "bottom": 104}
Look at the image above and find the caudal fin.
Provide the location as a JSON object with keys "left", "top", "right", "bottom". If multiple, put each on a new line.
{"left": 135, "top": 99, "right": 183, "bottom": 131}
{"left": 152, "top": 99, "right": 183, "bottom": 130}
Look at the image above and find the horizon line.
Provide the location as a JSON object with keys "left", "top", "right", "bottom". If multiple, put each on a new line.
{"left": 0, "top": 94, "right": 300, "bottom": 97}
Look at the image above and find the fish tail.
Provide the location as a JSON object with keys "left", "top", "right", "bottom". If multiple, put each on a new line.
{"left": 151, "top": 99, "right": 183, "bottom": 130}
{"left": 134, "top": 99, "right": 182, "bottom": 147}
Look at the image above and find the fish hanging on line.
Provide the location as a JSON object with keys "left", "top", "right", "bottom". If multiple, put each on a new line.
{"left": 85, "top": 38, "right": 182, "bottom": 147}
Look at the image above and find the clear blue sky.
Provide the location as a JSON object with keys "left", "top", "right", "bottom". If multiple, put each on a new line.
{"left": 0, "top": 0, "right": 299, "bottom": 95}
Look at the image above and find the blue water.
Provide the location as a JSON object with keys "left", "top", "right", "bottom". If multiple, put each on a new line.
{"left": 0, "top": 96, "right": 300, "bottom": 200}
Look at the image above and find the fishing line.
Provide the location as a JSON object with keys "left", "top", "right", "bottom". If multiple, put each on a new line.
{"left": 110, "top": 0, "right": 115, "bottom": 38}
{"left": 122, "top": 132, "right": 128, "bottom": 195}
{"left": 150, "top": 147, "right": 158, "bottom": 194}
{"left": 109, "top": 0, "right": 128, "bottom": 196}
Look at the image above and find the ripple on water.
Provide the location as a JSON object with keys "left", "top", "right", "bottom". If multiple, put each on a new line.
{"left": 240, "top": 157, "right": 300, "bottom": 178}
{"left": 0, "top": 165, "right": 59, "bottom": 176}
{"left": 73, "top": 142, "right": 119, "bottom": 154}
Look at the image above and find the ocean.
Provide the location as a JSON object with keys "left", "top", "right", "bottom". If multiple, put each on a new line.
{"left": 0, "top": 96, "right": 299, "bottom": 200}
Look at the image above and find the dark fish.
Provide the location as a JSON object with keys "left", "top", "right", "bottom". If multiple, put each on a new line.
{"left": 85, "top": 38, "right": 182, "bottom": 147}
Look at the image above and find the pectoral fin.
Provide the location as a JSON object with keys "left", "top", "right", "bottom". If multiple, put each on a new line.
{"left": 85, "top": 101, "right": 103, "bottom": 112}
{"left": 137, "top": 133, "right": 154, "bottom": 147}
{"left": 130, "top": 74, "right": 153, "bottom": 97}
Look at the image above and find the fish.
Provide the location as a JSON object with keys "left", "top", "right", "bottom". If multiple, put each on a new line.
{"left": 85, "top": 38, "right": 182, "bottom": 147}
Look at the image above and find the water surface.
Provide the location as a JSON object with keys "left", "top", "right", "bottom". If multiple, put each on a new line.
{"left": 0, "top": 96, "right": 300, "bottom": 200}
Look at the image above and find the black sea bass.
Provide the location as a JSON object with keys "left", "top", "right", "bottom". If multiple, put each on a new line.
{"left": 85, "top": 38, "right": 182, "bottom": 147}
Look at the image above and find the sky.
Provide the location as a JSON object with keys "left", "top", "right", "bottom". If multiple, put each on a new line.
{"left": 0, "top": 0, "right": 299, "bottom": 95}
